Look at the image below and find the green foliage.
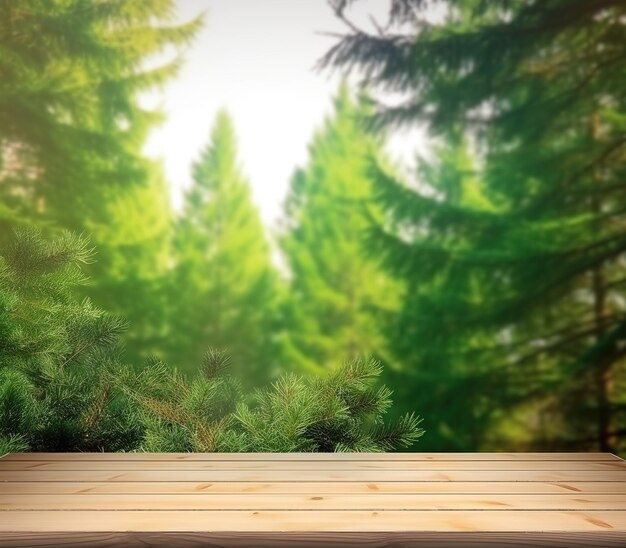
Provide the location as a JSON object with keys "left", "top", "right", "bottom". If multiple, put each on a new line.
{"left": 0, "top": 229, "right": 142, "bottom": 452}
{"left": 90, "top": 168, "right": 174, "bottom": 365}
{"left": 4, "top": 0, "right": 619, "bottom": 456}
{"left": 126, "top": 352, "right": 423, "bottom": 453}
{"left": 280, "top": 84, "right": 401, "bottom": 374}
{"left": 169, "top": 111, "right": 279, "bottom": 383}
{"left": 120, "top": 351, "right": 241, "bottom": 452}
{"left": 0, "top": 434, "right": 29, "bottom": 455}
{"left": 324, "top": 0, "right": 626, "bottom": 452}
{"left": 0, "top": 231, "right": 421, "bottom": 453}
{"left": 0, "top": 0, "right": 201, "bottom": 365}
{"left": 368, "top": 135, "right": 501, "bottom": 451}
{"left": 0, "top": 0, "right": 201, "bottom": 230}
{"left": 233, "top": 357, "right": 423, "bottom": 452}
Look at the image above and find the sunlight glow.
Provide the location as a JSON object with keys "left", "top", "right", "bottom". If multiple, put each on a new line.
{"left": 143, "top": 0, "right": 426, "bottom": 226}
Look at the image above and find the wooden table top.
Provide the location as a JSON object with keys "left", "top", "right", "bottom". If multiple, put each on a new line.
{"left": 1, "top": 452, "right": 625, "bottom": 547}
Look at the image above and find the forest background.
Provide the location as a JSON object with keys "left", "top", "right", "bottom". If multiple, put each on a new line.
{"left": 1, "top": 0, "right": 624, "bottom": 455}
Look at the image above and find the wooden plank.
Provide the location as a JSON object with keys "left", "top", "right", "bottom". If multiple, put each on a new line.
{"left": 1, "top": 510, "right": 625, "bottom": 532}
{"left": 0, "top": 531, "right": 625, "bottom": 548}
{"left": 2, "top": 452, "right": 622, "bottom": 461}
{"left": 1, "top": 469, "right": 625, "bottom": 482}
{"left": 2, "top": 480, "right": 624, "bottom": 495}
{"left": 3, "top": 493, "right": 626, "bottom": 511}
{"left": 1, "top": 452, "right": 624, "bottom": 546}
{"left": 3, "top": 459, "right": 624, "bottom": 471}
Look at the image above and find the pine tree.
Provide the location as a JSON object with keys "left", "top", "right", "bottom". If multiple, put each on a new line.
{"left": 372, "top": 135, "right": 507, "bottom": 450}
{"left": 169, "top": 111, "right": 279, "bottom": 384}
{"left": 126, "top": 351, "right": 424, "bottom": 453}
{"left": 323, "top": 0, "right": 626, "bottom": 452}
{"left": 120, "top": 350, "right": 241, "bottom": 452}
{"left": 0, "top": 0, "right": 201, "bottom": 364}
{"left": 0, "top": 0, "right": 200, "bottom": 232}
{"left": 280, "top": 84, "right": 401, "bottom": 375}
{"left": 0, "top": 230, "right": 424, "bottom": 454}
{"left": 0, "top": 229, "right": 142, "bottom": 452}
{"left": 88, "top": 166, "right": 174, "bottom": 366}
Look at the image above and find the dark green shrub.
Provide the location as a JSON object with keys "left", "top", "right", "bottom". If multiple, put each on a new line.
{"left": 0, "top": 229, "right": 141, "bottom": 452}
{"left": 0, "top": 230, "right": 423, "bottom": 453}
{"left": 124, "top": 351, "right": 423, "bottom": 452}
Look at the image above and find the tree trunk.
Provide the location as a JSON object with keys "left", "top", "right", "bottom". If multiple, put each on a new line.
{"left": 589, "top": 113, "right": 613, "bottom": 453}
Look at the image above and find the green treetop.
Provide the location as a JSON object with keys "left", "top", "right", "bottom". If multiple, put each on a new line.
{"left": 169, "top": 110, "right": 279, "bottom": 385}
{"left": 280, "top": 83, "right": 401, "bottom": 375}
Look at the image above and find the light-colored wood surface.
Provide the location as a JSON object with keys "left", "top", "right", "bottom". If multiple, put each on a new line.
{"left": 3, "top": 451, "right": 621, "bottom": 460}
{"left": 0, "top": 452, "right": 625, "bottom": 547}
{"left": 2, "top": 509, "right": 626, "bottom": 532}
{"left": 3, "top": 469, "right": 624, "bottom": 482}
{"left": 3, "top": 480, "right": 626, "bottom": 494}
{"left": 3, "top": 459, "right": 625, "bottom": 470}
{"left": 3, "top": 493, "right": 626, "bottom": 510}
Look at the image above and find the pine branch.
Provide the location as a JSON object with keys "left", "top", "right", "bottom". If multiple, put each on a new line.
{"left": 371, "top": 412, "right": 425, "bottom": 451}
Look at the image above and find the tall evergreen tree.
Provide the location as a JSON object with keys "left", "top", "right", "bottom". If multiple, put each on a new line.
{"left": 90, "top": 166, "right": 173, "bottom": 365}
{"left": 280, "top": 84, "right": 400, "bottom": 375}
{"left": 373, "top": 135, "right": 508, "bottom": 450}
{"left": 0, "top": 0, "right": 199, "bottom": 232}
{"left": 0, "top": 0, "right": 201, "bottom": 363}
{"left": 323, "top": 0, "right": 626, "bottom": 452}
{"left": 169, "top": 110, "right": 278, "bottom": 384}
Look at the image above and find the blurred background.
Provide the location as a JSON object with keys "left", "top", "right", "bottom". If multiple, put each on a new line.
{"left": 1, "top": 0, "right": 624, "bottom": 455}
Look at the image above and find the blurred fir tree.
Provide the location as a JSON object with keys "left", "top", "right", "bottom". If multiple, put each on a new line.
{"left": 169, "top": 111, "right": 280, "bottom": 384}
{"left": 90, "top": 166, "right": 173, "bottom": 366}
{"left": 371, "top": 134, "right": 506, "bottom": 450}
{"left": 280, "top": 83, "right": 401, "bottom": 375}
{"left": 323, "top": 0, "right": 626, "bottom": 452}
{"left": 0, "top": 0, "right": 201, "bottom": 363}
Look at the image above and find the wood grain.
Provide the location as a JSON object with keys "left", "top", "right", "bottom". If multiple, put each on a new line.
{"left": 0, "top": 452, "right": 624, "bottom": 547}
{"left": 2, "top": 451, "right": 621, "bottom": 461}
{"left": 2, "top": 509, "right": 626, "bottom": 532}
{"left": 3, "top": 493, "right": 626, "bottom": 510}
{"left": 3, "top": 460, "right": 624, "bottom": 471}
{"left": 0, "top": 532, "right": 624, "bottom": 547}
{"left": 2, "top": 480, "right": 625, "bottom": 494}
{"left": 2, "top": 469, "right": 624, "bottom": 482}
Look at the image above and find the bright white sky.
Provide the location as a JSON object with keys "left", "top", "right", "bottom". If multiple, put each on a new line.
{"left": 144, "top": 0, "right": 428, "bottom": 226}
